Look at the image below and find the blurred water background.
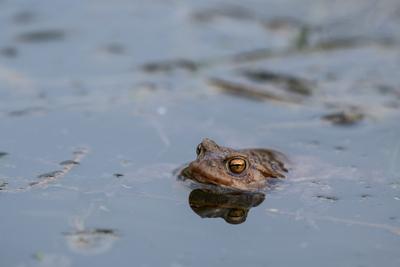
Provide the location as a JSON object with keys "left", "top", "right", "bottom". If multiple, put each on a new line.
{"left": 1, "top": 0, "right": 400, "bottom": 266}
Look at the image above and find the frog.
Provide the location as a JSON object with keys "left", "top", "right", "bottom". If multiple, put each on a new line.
{"left": 179, "top": 138, "right": 288, "bottom": 191}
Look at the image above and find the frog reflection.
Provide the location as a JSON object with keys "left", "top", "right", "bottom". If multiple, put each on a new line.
{"left": 188, "top": 188, "right": 265, "bottom": 224}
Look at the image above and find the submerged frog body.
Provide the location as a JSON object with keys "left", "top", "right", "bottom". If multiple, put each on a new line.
{"left": 180, "top": 138, "right": 288, "bottom": 191}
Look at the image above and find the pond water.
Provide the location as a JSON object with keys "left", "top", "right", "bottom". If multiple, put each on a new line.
{"left": 1, "top": 0, "right": 400, "bottom": 266}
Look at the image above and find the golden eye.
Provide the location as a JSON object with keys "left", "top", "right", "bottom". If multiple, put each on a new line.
{"left": 196, "top": 144, "right": 202, "bottom": 155}
{"left": 228, "top": 158, "right": 247, "bottom": 174}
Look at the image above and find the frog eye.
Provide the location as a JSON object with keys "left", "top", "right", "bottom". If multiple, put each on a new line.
{"left": 196, "top": 144, "right": 202, "bottom": 155}
{"left": 227, "top": 157, "right": 247, "bottom": 174}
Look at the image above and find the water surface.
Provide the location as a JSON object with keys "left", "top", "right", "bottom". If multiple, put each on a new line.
{"left": 1, "top": 0, "right": 400, "bottom": 266}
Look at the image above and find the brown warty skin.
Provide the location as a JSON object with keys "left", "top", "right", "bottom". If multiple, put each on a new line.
{"left": 180, "top": 138, "right": 288, "bottom": 191}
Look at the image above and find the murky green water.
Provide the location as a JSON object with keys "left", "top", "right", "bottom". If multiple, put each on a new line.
{"left": 1, "top": 0, "right": 400, "bottom": 266}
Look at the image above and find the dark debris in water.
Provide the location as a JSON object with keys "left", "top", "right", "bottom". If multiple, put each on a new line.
{"left": 0, "top": 46, "right": 18, "bottom": 58}
{"left": 0, "top": 152, "right": 9, "bottom": 158}
{"left": 322, "top": 110, "right": 365, "bottom": 126}
{"left": 102, "top": 43, "right": 126, "bottom": 55}
{"left": 0, "top": 181, "right": 8, "bottom": 190}
{"left": 315, "top": 195, "right": 339, "bottom": 201}
{"left": 28, "top": 181, "right": 40, "bottom": 187}
{"left": 16, "top": 29, "right": 65, "bottom": 43}
{"left": 191, "top": 5, "right": 254, "bottom": 22}
{"left": 135, "top": 35, "right": 400, "bottom": 75}
{"left": 113, "top": 173, "right": 124, "bottom": 178}
{"left": 59, "top": 160, "right": 80, "bottom": 166}
{"left": 12, "top": 149, "right": 89, "bottom": 191}
{"left": 376, "top": 84, "right": 400, "bottom": 99}
{"left": 13, "top": 11, "right": 36, "bottom": 25}
{"left": 262, "top": 17, "right": 307, "bottom": 32}
{"left": 93, "top": 229, "right": 116, "bottom": 235}
{"left": 140, "top": 59, "right": 199, "bottom": 73}
{"left": 334, "top": 146, "right": 347, "bottom": 151}
{"left": 361, "top": 194, "right": 372, "bottom": 199}
{"left": 241, "top": 69, "right": 313, "bottom": 96}
{"left": 37, "top": 170, "right": 63, "bottom": 179}
{"left": 64, "top": 228, "right": 118, "bottom": 237}
{"left": 219, "top": 36, "right": 399, "bottom": 66}
{"left": 7, "top": 107, "right": 47, "bottom": 117}
{"left": 64, "top": 227, "right": 119, "bottom": 255}
{"left": 209, "top": 78, "right": 300, "bottom": 103}
{"left": 314, "top": 36, "right": 397, "bottom": 51}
